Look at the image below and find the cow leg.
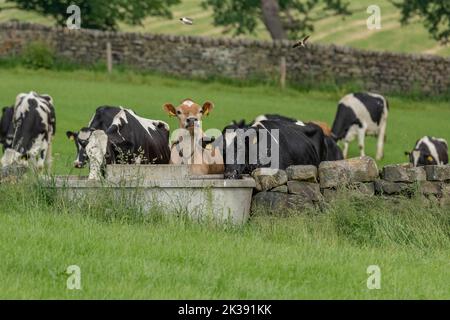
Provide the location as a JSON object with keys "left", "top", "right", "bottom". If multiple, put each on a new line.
{"left": 358, "top": 127, "right": 366, "bottom": 157}
{"left": 36, "top": 150, "right": 46, "bottom": 170}
{"left": 376, "top": 119, "right": 387, "bottom": 160}
{"left": 343, "top": 141, "right": 349, "bottom": 159}
{"left": 44, "top": 140, "right": 52, "bottom": 171}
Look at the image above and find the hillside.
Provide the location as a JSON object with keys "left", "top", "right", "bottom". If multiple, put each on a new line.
{"left": 0, "top": 0, "right": 449, "bottom": 56}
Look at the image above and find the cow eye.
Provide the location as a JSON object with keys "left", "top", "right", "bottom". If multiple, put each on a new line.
{"left": 176, "top": 111, "right": 181, "bottom": 115}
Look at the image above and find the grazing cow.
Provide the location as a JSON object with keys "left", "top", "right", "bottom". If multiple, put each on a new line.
{"left": 238, "top": 114, "right": 343, "bottom": 161}
{"left": 163, "top": 99, "right": 224, "bottom": 175}
{"left": 66, "top": 106, "right": 121, "bottom": 168}
{"left": 331, "top": 92, "right": 388, "bottom": 160}
{"left": 222, "top": 119, "right": 327, "bottom": 179}
{"left": 85, "top": 108, "right": 171, "bottom": 180}
{"left": 0, "top": 106, "right": 14, "bottom": 151}
{"left": 406, "top": 136, "right": 448, "bottom": 167}
{"left": 1, "top": 92, "right": 56, "bottom": 169}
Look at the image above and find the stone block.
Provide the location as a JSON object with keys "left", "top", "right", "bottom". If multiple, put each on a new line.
{"left": 270, "top": 185, "right": 288, "bottom": 193}
{"left": 382, "top": 164, "right": 426, "bottom": 182}
{"left": 424, "top": 165, "right": 450, "bottom": 182}
{"left": 374, "top": 180, "right": 415, "bottom": 196}
{"left": 319, "top": 156, "right": 379, "bottom": 188}
{"left": 419, "top": 181, "right": 443, "bottom": 197}
{"left": 286, "top": 165, "right": 317, "bottom": 182}
{"left": 287, "top": 181, "right": 322, "bottom": 201}
{"left": 252, "top": 168, "right": 288, "bottom": 192}
{"left": 251, "top": 191, "right": 314, "bottom": 214}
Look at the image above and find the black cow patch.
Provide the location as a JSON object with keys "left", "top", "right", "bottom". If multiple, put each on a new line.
{"left": 353, "top": 93, "right": 385, "bottom": 125}
{"left": 0, "top": 106, "right": 14, "bottom": 151}
{"left": 331, "top": 103, "right": 361, "bottom": 140}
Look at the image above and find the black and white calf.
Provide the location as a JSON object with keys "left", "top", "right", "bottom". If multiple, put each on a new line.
{"left": 406, "top": 136, "right": 448, "bottom": 167}
{"left": 85, "top": 108, "right": 171, "bottom": 179}
{"left": 0, "top": 106, "right": 14, "bottom": 151}
{"left": 1, "top": 92, "right": 56, "bottom": 169}
{"left": 331, "top": 92, "right": 388, "bottom": 160}
{"left": 222, "top": 119, "right": 327, "bottom": 179}
{"left": 66, "top": 106, "right": 121, "bottom": 168}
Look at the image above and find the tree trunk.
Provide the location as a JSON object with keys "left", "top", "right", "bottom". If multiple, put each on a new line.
{"left": 260, "top": 0, "right": 286, "bottom": 40}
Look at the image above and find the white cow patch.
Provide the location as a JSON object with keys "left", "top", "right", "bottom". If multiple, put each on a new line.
{"left": 415, "top": 136, "right": 443, "bottom": 165}
{"left": 183, "top": 100, "right": 194, "bottom": 107}
{"left": 86, "top": 130, "right": 108, "bottom": 180}
{"left": 253, "top": 115, "right": 268, "bottom": 124}
{"left": 341, "top": 94, "right": 381, "bottom": 136}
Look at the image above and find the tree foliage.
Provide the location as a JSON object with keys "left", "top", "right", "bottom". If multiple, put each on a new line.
{"left": 202, "top": 0, "right": 351, "bottom": 40}
{"left": 6, "top": 0, "right": 181, "bottom": 31}
{"left": 391, "top": 0, "right": 450, "bottom": 44}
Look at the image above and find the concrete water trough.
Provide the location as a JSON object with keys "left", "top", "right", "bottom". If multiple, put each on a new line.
{"left": 48, "top": 165, "right": 256, "bottom": 224}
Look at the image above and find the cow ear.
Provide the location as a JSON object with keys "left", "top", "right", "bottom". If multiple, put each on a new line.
{"left": 163, "top": 103, "right": 177, "bottom": 117}
{"left": 404, "top": 151, "right": 410, "bottom": 156}
{"left": 15, "top": 93, "right": 26, "bottom": 107}
{"left": 202, "top": 101, "right": 214, "bottom": 116}
{"left": 66, "top": 131, "right": 77, "bottom": 140}
{"left": 40, "top": 94, "right": 53, "bottom": 104}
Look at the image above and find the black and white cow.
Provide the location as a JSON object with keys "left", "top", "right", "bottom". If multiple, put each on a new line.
{"left": 84, "top": 108, "right": 171, "bottom": 179}
{"left": 0, "top": 106, "right": 14, "bottom": 151}
{"left": 1, "top": 92, "right": 56, "bottom": 169}
{"left": 406, "top": 136, "right": 448, "bottom": 167}
{"left": 331, "top": 92, "right": 388, "bottom": 160}
{"left": 66, "top": 106, "right": 121, "bottom": 168}
{"left": 222, "top": 119, "right": 327, "bottom": 179}
{"left": 234, "top": 114, "right": 343, "bottom": 161}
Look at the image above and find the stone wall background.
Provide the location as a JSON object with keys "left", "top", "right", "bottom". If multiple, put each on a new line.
{"left": 1, "top": 22, "right": 449, "bottom": 95}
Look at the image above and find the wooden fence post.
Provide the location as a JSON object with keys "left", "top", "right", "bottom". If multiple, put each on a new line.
{"left": 106, "top": 42, "right": 113, "bottom": 74}
{"left": 280, "top": 56, "right": 286, "bottom": 89}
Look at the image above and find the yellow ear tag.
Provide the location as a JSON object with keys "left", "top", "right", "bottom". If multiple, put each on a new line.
{"left": 69, "top": 136, "right": 75, "bottom": 141}
{"left": 205, "top": 144, "right": 212, "bottom": 151}
{"left": 427, "top": 155, "right": 433, "bottom": 162}
{"left": 252, "top": 136, "right": 257, "bottom": 144}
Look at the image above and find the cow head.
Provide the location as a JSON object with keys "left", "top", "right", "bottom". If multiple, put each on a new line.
{"left": 405, "top": 149, "right": 437, "bottom": 167}
{"left": 222, "top": 125, "right": 260, "bottom": 179}
{"left": 163, "top": 99, "right": 214, "bottom": 134}
{"left": 3, "top": 92, "right": 53, "bottom": 167}
{"left": 66, "top": 128, "right": 94, "bottom": 168}
{"left": 0, "top": 106, "right": 14, "bottom": 151}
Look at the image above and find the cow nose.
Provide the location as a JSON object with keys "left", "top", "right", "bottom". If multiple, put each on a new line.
{"left": 224, "top": 170, "right": 240, "bottom": 180}
{"left": 186, "top": 118, "right": 198, "bottom": 127}
{"left": 74, "top": 161, "right": 84, "bottom": 168}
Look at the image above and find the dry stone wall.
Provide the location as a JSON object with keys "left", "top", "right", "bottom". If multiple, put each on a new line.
{"left": 1, "top": 22, "right": 449, "bottom": 94}
{"left": 251, "top": 157, "right": 450, "bottom": 214}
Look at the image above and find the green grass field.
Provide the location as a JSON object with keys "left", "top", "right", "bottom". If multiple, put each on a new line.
{"left": 0, "top": 67, "right": 449, "bottom": 299}
{"left": 1, "top": 0, "right": 449, "bottom": 56}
